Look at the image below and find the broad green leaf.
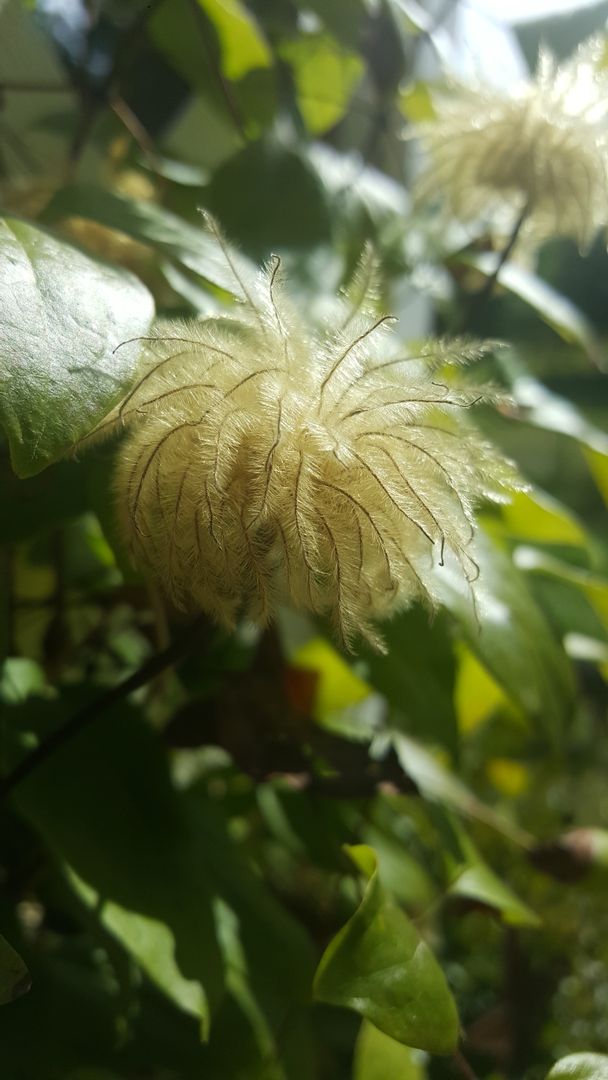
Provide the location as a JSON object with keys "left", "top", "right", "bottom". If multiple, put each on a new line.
{"left": 454, "top": 646, "right": 513, "bottom": 734}
{"left": 547, "top": 1053, "right": 608, "bottom": 1079}
{"left": 399, "top": 81, "right": 435, "bottom": 123}
{"left": 507, "top": 371, "right": 608, "bottom": 456}
{"left": 292, "top": 637, "right": 371, "bottom": 718}
{"left": 0, "top": 933, "right": 30, "bottom": 1005}
{"left": 205, "top": 139, "right": 331, "bottom": 259}
{"left": 0, "top": 657, "right": 50, "bottom": 704}
{"left": 197, "top": 0, "right": 270, "bottom": 80}
{"left": 584, "top": 447, "right": 608, "bottom": 506}
{"left": 447, "top": 824, "right": 539, "bottom": 928}
{"left": 433, "top": 530, "right": 574, "bottom": 738}
{"left": 9, "top": 698, "right": 224, "bottom": 1039}
{"left": 490, "top": 487, "right": 587, "bottom": 548}
{"left": 470, "top": 253, "right": 604, "bottom": 368}
{"left": 72, "top": 871, "right": 207, "bottom": 1026}
{"left": 514, "top": 547, "right": 608, "bottom": 633}
{"left": 353, "top": 1020, "right": 427, "bottom": 1079}
{"left": 280, "top": 34, "right": 363, "bottom": 134}
{"left": 41, "top": 185, "right": 255, "bottom": 297}
{"left": 314, "top": 845, "right": 459, "bottom": 1055}
{"left": 363, "top": 608, "right": 458, "bottom": 757}
{"left": 0, "top": 217, "right": 154, "bottom": 477}
{"left": 391, "top": 732, "right": 532, "bottom": 846}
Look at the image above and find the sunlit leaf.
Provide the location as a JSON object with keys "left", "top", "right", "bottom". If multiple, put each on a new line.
{"left": 0, "top": 657, "right": 50, "bottom": 705}
{"left": 584, "top": 446, "right": 608, "bottom": 507}
{"left": 280, "top": 34, "right": 363, "bottom": 134}
{"left": 0, "top": 217, "right": 154, "bottom": 476}
{"left": 454, "top": 646, "right": 513, "bottom": 735}
{"left": 197, "top": 0, "right": 270, "bottom": 80}
{"left": 547, "top": 1053, "right": 608, "bottom": 1079}
{"left": 314, "top": 845, "right": 459, "bottom": 1054}
{"left": 353, "top": 1020, "right": 427, "bottom": 1079}
{"left": 490, "top": 487, "right": 587, "bottom": 548}
{"left": 9, "top": 699, "right": 224, "bottom": 1040}
{"left": 72, "top": 871, "right": 208, "bottom": 1028}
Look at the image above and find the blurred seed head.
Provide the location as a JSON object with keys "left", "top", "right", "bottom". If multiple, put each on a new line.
{"left": 106, "top": 226, "right": 517, "bottom": 651}
{"left": 412, "top": 37, "right": 608, "bottom": 250}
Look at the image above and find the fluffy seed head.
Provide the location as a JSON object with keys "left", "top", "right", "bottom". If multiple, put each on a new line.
{"left": 104, "top": 233, "right": 516, "bottom": 651}
{"left": 413, "top": 37, "right": 608, "bottom": 249}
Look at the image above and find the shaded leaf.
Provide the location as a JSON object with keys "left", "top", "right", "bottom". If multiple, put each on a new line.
{"left": 0, "top": 217, "right": 154, "bottom": 476}
{"left": 9, "top": 698, "right": 224, "bottom": 1039}
{"left": 314, "top": 845, "right": 459, "bottom": 1054}
{"left": 446, "top": 823, "right": 539, "bottom": 928}
{"left": 433, "top": 531, "right": 575, "bottom": 739}
{"left": 42, "top": 186, "right": 255, "bottom": 297}
{"left": 0, "top": 933, "right": 30, "bottom": 1005}
{"left": 470, "top": 253, "right": 605, "bottom": 369}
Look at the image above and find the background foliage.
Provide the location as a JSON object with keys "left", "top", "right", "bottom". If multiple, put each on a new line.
{"left": 1, "top": 1, "right": 608, "bottom": 1077}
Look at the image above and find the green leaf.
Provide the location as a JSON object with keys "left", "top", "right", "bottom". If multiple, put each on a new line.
{"left": 391, "top": 732, "right": 531, "bottom": 846}
{"left": 71, "top": 871, "right": 208, "bottom": 1026}
{"left": 204, "top": 139, "right": 332, "bottom": 259}
{"left": 0, "top": 657, "right": 50, "bottom": 705}
{"left": 514, "top": 547, "right": 608, "bottom": 634}
{"left": 434, "top": 530, "right": 574, "bottom": 738}
{"left": 490, "top": 487, "right": 587, "bottom": 548}
{"left": 446, "top": 822, "right": 539, "bottom": 928}
{"left": 197, "top": 0, "right": 270, "bottom": 80}
{"left": 0, "top": 217, "right": 154, "bottom": 477}
{"left": 584, "top": 446, "right": 608, "bottom": 507}
{"left": 353, "top": 1020, "right": 427, "bottom": 1079}
{"left": 314, "top": 845, "right": 459, "bottom": 1055}
{"left": 506, "top": 370, "right": 608, "bottom": 456}
{"left": 280, "top": 34, "right": 363, "bottom": 135}
{"left": 10, "top": 698, "right": 224, "bottom": 1040}
{"left": 0, "top": 933, "right": 30, "bottom": 1005}
{"left": 362, "top": 608, "right": 458, "bottom": 757}
{"left": 41, "top": 186, "right": 256, "bottom": 297}
{"left": 547, "top": 1053, "right": 608, "bottom": 1079}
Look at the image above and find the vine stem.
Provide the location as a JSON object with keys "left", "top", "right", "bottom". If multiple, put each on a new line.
{"left": 462, "top": 200, "right": 530, "bottom": 330}
{"left": 0, "top": 615, "right": 208, "bottom": 803}
{"left": 453, "top": 1048, "right": 480, "bottom": 1080}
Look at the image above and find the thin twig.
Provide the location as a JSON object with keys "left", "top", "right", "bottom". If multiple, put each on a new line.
{"left": 462, "top": 201, "right": 529, "bottom": 330}
{"left": 0, "top": 615, "right": 207, "bottom": 802}
{"left": 185, "top": 0, "right": 246, "bottom": 139}
{"left": 453, "top": 1049, "right": 480, "bottom": 1080}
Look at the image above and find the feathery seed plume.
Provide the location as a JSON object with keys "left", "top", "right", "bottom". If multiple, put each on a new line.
{"left": 412, "top": 37, "right": 608, "bottom": 249}
{"left": 102, "top": 223, "right": 517, "bottom": 650}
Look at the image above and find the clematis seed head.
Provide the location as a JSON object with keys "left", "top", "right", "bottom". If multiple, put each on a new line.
{"left": 412, "top": 36, "right": 608, "bottom": 250}
{"left": 104, "top": 227, "right": 518, "bottom": 651}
